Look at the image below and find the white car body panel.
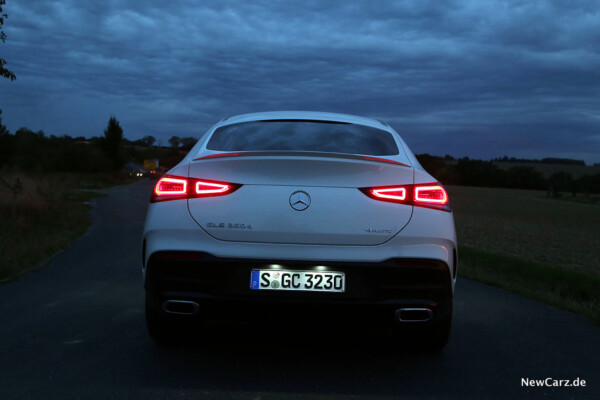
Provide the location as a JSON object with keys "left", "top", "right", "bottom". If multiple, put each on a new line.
{"left": 143, "top": 111, "right": 457, "bottom": 278}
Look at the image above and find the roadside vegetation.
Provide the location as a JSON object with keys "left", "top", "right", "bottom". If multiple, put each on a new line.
{"left": 0, "top": 113, "right": 143, "bottom": 282}
{"left": 0, "top": 172, "right": 135, "bottom": 282}
{"left": 458, "top": 247, "right": 600, "bottom": 324}
{"left": 0, "top": 106, "right": 193, "bottom": 282}
{"left": 449, "top": 185, "right": 600, "bottom": 324}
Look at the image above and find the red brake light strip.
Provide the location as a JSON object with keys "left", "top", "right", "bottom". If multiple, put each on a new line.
{"left": 370, "top": 187, "right": 407, "bottom": 201}
{"left": 151, "top": 175, "right": 241, "bottom": 202}
{"left": 195, "top": 181, "right": 232, "bottom": 195}
{"left": 360, "top": 183, "right": 450, "bottom": 211}
{"left": 154, "top": 177, "right": 187, "bottom": 196}
{"left": 414, "top": 185, "right": 448, "bottom": 204}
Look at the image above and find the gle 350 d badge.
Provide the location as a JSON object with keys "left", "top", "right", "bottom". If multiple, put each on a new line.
{"left": 206, "top": 222, "right": 253, "bottom": 229}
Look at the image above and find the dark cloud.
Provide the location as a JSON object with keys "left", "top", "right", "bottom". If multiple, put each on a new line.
{"left": 1, "top": 0, "right": 599, "bottom": 163}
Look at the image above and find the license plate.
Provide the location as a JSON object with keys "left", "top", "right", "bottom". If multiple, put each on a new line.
{"left": 250, "top": 270, "right": 345, "bottom": 292}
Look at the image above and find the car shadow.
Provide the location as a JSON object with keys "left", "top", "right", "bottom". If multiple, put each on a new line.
{"left": 138, "top": 318, "right": 449, "bottom": 398}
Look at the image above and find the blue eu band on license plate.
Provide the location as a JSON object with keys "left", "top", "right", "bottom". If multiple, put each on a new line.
{"left": 250, "top": 270, "right": 345, "bottom": 292}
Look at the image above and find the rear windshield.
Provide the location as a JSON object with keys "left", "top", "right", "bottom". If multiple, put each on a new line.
{"left": 206, "top": 120, "right": 399, "bottom": 156}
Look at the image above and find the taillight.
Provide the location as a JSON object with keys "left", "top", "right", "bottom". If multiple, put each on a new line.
{"left": 152, "top": 176, "right": 188, "bottom": 202}
{"left": 155, "top": 177, "right": 187, "bottom": 195}
{"left": 194, "top": 180, "right": 235, "bottom": 196}
{"left": 370, "top": 187, "right": 407, "bottom": 201}
{"left": 360, "top": 182, "right": 450, "bottom": 211}
{"left": 415, "top": 185, "right": 448, "bottom": 204}
{"left": 151, "top": 175, "right": 241, "bottom": 202}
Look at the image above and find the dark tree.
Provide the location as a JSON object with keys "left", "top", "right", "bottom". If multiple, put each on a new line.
{"left": 415, "top": 153, "right": 457, "bottom": 185}
{"left": 453, "top": 157, "right": 508, "bottom": 187}
{"left": 548, "top": 171, "right": 574, "bottom": 193}
{"left": 179, "top": 137, "right": 197, "bottom": 151}
{"left": 168, "top": 136, "right": 180, "bottom": 148}
{"left": 506, "top": 166, "right": 546, "bottom": 190}
{"left": 542, "top": 158, "right": 585, "bottom": 166}
{"left": 0, "top": 109, "right": 11, "bottom": 168}
{"left": 1, "top": 0, "right": 16, "bottom": 81}
{"left": 0, "top": 109, "right": 8, "bottom": 135}
{"left": 102, "top": 116, "right": 124, "bottom": 170}
{"left": 141, "top": 135, "right": 156, "bottom": 147}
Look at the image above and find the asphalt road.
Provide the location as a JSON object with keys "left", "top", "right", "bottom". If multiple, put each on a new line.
{"left": 1, "top": 179, "right": 598, "bottom": 400}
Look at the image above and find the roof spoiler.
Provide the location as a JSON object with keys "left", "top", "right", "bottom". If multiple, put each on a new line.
{"left": 193, "top": 151, "right": 411, "bottom": 167}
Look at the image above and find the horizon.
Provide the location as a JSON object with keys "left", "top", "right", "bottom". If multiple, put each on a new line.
{"left": 5, "top": 125, "right": 599, "bottom": 167}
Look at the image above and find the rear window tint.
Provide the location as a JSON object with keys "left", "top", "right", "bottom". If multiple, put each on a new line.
{"left": 206, "top": 120, "right": 399, "bottom": 156}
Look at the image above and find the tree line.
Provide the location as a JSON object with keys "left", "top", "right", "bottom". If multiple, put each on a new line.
{"left": 417, "top": 154, "right": 600, "bottom": 196}
{"left": 1, "top": 110, "right": 597, "bottom": 195}
{"left": 0, "top": 115, "right": 125, "bottom": 172}
{"left": 493, "top": 156, "right": 586, "bottom": 166}
{"left": 0, "top": 114, "right": 196, "bottom": 173}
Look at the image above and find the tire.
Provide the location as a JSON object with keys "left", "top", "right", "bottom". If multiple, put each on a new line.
{"left": 394, "top": 311, "right": 452, "bottom": 354}
{"left": 420, "top": 313, "right": 452, "bottom": 353}
{"left": 145, "top": 301, "right": 178, "bottom": 345}
{"left": 145, "top": 299, "right": 204, "bottom": 346}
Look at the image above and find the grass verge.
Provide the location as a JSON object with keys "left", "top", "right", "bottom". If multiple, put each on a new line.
{"left": 0, "top": 172, "right": 136, "bottom": 282}
{"left": 459, "top": 245, "right": 600, "bottom": 324}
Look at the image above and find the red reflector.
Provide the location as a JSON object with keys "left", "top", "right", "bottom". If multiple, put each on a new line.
{"left": 370, "top": 187, "right": 407, "bottom": 201}
{"left": 415, "top": 185, "right": 448, "bottom": 204}
{"left": 155, "top": 177, "right": 187, "bottom": 195}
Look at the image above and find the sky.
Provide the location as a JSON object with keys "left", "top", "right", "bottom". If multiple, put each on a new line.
{"left": 1, "top": 0, "right": 599, "bottom": 164}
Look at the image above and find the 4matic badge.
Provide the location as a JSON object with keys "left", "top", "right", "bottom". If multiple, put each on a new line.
{"left": 365, "top": 227, "right": 393, "bottom": 234}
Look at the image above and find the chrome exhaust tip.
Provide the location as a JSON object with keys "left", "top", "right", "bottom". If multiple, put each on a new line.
{"left": 396, "top": 308, "right": 433, "bottom": 322}
{"left": 162, "top": 300, "right": 200, "bottom": 315}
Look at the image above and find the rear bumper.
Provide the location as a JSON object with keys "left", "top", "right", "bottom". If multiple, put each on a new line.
{"left": 143, "top": 200, "right": 457, "bottom": 290}
{"left": 145, "top": 252, "right": 453, "bottom": 324}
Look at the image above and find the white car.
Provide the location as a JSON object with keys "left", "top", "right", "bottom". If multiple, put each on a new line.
{"left": 142, "top": 111, "right": 457, "bottom": 351}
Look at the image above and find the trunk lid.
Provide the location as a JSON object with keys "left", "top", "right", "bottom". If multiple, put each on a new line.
{"left": 187, "top": 153, "right": 413, "bottom": 245}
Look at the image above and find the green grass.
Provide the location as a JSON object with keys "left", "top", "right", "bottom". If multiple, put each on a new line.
{"left": 448, "top": 185, "right": 600, "bottom": 279}
{"left": 0, "top": 172, "right": 135, "bottom": 282}
{"left": 459, "top": 245, "right": 600, "bottom": 324}
{"left": 543, "top": 192, "right": 600, "bottom": 205}
{"left": 449, "top": 185, "right": 600, "bottom": 324}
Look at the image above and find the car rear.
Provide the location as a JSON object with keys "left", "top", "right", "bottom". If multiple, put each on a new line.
{"left": 142, "top": 112, "right": 457, "bottom": 351}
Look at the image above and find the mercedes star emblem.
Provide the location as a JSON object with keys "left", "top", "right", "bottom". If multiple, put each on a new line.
{"left": 289, "top": 191, "right": 311, "bottom": 211}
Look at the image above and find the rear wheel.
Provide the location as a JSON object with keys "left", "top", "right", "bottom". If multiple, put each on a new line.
{"left": 394, "top": 311, "right": 452, "bottom": 354}
{"left": 145, "top": 297, "right": 204, "bottom": 346}
{"left": 145, "top": 301, "right": 177, "bottom": 345}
